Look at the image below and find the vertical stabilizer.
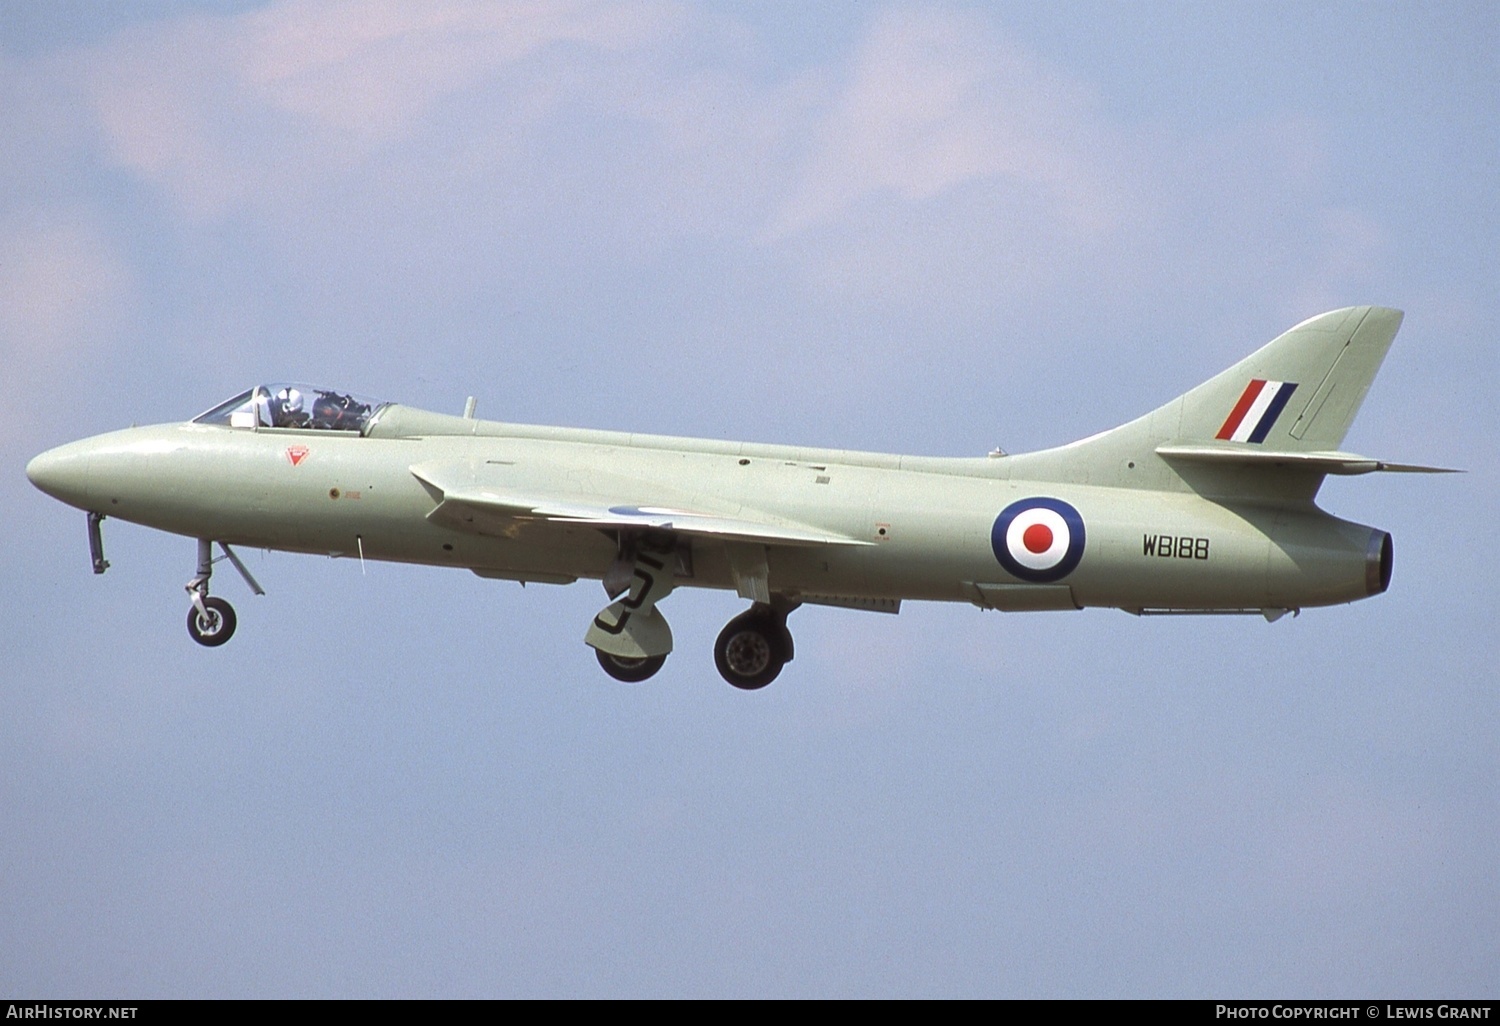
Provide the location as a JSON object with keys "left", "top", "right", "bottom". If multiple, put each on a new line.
{"left": 1176, "top": 306, "right": 1403, "bottom": 452}
{"left": 1005, "top": 307, "right": 1406, "bottom": 496}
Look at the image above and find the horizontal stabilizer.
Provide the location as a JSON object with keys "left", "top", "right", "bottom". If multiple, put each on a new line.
{"left": 1156, "top": 443, "right": 1461, "bottom": 476}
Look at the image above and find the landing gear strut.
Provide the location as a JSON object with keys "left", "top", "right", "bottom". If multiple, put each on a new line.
{"left": 184, "top": 539, "right": 264, "bottom": 648}
{"left": 714, "top": 602, "right": 795, "bottom": 690}
{"left": 586, "top": 537, "right": 677, "bottom": 682}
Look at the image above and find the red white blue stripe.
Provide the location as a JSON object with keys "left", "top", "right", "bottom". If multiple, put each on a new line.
{"left": 1216, "top": 379, "right": 1298, "bottom": 443}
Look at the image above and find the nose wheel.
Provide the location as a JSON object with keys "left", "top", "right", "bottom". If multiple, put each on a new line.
{"left": 714, "top": 605, "right": 794, "bottom": 690}
{"left": 187, "top": 596, "right": 237, "bottom": 646}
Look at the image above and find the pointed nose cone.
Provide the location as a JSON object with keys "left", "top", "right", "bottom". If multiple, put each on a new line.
{"left": 26, "top": 441, "right": 93, "bottom": 509}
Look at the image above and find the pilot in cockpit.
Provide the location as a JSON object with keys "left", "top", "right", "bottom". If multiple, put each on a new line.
{"left": 270, "top": 387, "right": 311, "bottom": 428}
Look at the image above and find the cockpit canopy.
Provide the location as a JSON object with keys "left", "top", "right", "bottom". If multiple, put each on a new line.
{"left": 193, "top": 384, "right": 387, "bottom": 433}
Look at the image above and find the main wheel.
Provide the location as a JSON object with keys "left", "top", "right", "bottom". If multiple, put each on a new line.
{"left": 595, "top": 649, "right": 666, "bottom": 683}
{"left": 187, "top": 596, "right": 237, "bottom": 647}
{"left": 714, "top": 614, "right": 788, "bottom": 690}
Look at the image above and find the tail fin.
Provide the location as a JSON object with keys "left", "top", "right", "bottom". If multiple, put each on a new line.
{"left": 1005, "top": 307, "right": 1448, "bottom": 498}
{"left": 1176, "top": 306, "right": 1403, "bottom": 451}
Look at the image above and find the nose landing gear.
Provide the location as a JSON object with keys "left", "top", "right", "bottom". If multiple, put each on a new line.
{"left": 184, "top": 539, "right": 264, "bottom": 647}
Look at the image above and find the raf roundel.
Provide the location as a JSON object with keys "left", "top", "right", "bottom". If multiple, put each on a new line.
{"left": 991, "top": 497, "right": 1086, "bottom": 583}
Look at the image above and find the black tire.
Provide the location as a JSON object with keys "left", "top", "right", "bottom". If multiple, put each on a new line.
{"left": 187, "top": 596, "right": 237, "bottom": 647}
{"left": 595, "top": 649, "right": 666, "bottom": 683}
{"left": 714, "top": 613, "right": 788, "bottom": 690}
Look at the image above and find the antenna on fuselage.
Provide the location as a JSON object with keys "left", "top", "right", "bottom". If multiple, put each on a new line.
{"left": 463, "top": 396, "right": 477, "bottom": 419}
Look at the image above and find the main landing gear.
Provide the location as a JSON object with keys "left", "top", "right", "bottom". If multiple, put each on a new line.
{"left": 713, "top": 603, "right": 794, "bottom": 690}
{"left": 595, "top": 651, "right": 667, "bottom": 683}
{"left": 590, "top": 601, "right": 797, "bottom": 689}
{"left": 184, "top": 538, "right": 264, "bottom": 648}
{"left": 582, "top": 536, "right": 799, "bottom": 689}
{"left": 585, "top": 539, "right": 678, "bottom": 683}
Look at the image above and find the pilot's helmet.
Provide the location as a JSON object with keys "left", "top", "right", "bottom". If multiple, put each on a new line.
{"left": 275, "top": 387, "right": 304, "bottom": 413}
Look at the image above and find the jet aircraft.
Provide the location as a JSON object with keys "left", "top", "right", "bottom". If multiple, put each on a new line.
{"left": 26, "top": 306, "right": 1452, "bottom": 689}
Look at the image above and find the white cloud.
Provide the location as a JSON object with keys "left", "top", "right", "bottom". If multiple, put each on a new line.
{"left": 83, "top": 0, "right": 677, "bottom": 217}
{"left": 237, "top": 0, "right": 668, "bottom": 145}
{"left": 85, "top": 17, "right": 259, "bottom": 217}
{"left": 75, "top": 2, "right": 1135, "bottom": 248}
{"left": 58, "top": 1, "right": 1384, "bottom": 322}
{"left": 7, "top": 0, "right": 1409, "bottom": 439}
{"left": 772, "top": 7, "right": 1121, "bottom": 242}
{"left": 0, "top": 210, "right": 135, "bottom": 448}
{"left": 0, "top": 211, "right": 133, "bottom": 366}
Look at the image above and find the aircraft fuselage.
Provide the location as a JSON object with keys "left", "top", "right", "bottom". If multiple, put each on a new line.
{"left": 28, "top": 413, "right": 1386, "bottom": 616}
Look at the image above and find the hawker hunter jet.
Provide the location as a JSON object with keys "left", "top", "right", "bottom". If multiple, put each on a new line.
{"left": 27, "top": 307, "right": 1451, "bottom": 688}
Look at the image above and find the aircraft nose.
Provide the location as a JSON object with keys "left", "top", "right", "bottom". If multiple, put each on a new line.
{"left": 26, "top": 441, "right": 93, "bottom": 509}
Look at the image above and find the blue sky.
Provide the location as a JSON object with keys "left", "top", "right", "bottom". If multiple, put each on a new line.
{"left": 2, "top": 1, "right": 1495, "bottom": 997}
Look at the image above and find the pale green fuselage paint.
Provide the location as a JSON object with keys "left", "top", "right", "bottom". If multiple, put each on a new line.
{"left": 35, "top": 408, "right": 1383, "bottom": 615}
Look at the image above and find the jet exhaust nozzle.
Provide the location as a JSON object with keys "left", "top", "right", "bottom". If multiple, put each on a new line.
{"left": 1367, "top": 530, "right": 1393, "bottom": 596}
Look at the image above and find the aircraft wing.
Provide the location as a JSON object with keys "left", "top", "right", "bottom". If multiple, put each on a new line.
{"left": 410, "top": 461, "right": 871, "bottom": 547}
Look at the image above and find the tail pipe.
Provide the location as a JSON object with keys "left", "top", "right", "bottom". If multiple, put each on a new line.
{"left": 1367, "top": 530, "right": 1393, "bottom": 596}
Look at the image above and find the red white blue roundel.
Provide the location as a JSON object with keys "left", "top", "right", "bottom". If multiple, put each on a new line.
{"left": 991, "top": 497, "right": 1086, "bottom": 582}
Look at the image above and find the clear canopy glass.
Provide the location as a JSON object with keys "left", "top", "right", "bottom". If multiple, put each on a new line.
{"left": 193, "top": 384, "right": 386, "bottom": 433}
